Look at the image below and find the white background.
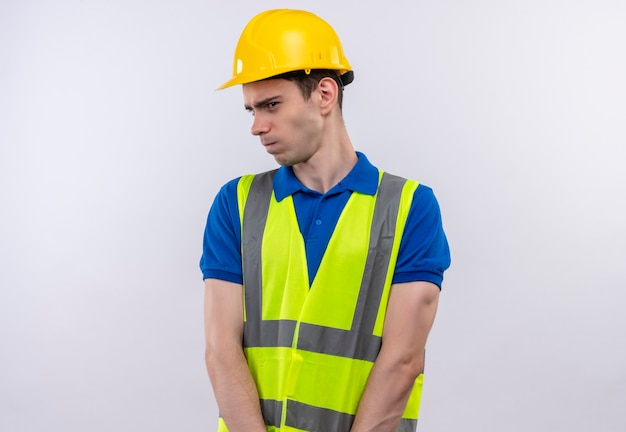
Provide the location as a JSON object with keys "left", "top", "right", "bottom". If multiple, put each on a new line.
{"left": 1, "top": 0, "right": 625, "bottom": 431}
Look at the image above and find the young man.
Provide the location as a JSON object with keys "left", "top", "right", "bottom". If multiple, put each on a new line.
{"left": 200, "top": 9, "right": 451, "bottom": 432}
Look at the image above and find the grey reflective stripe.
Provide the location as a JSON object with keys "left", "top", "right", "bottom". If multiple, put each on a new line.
{"left": 243, "top": 319, "right": 296, "bottom": 348}
{"left": 286, "top": 400, "right": 354, "bottom": 432}
{"left": 297, "top": 173, "right": 406, "bottom": 361}
{"left": 398, "top": 418, "right": 418, "bottom": 432}
{"left": 241, "top": 170, "right": 276, "bottom": 348}
{"left": 297, "top": 323, "right": 381, "bottom": 362}
{"left": 352, "top": 173, "right": 407, "bottom": 333}
{"left": 285, "top": 400, "right": 417, "bottom": 432}
{"left": 260, "top": 399, "right": 283, "bottom": 427}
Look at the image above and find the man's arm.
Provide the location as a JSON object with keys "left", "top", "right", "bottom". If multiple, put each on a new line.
{"left": 350, "top": 281, "right": 440, "bottom": 432}
{"left": 203, "top": 278, "right": 267, "bottom": 432}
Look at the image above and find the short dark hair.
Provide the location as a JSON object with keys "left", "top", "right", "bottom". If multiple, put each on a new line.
{"left": 270, "top": 69, "right": 346, "bottom": 110}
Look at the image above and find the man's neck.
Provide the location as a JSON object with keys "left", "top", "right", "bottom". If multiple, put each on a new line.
{"left": 292, "top": 133, "right": 357, "bottom": 194}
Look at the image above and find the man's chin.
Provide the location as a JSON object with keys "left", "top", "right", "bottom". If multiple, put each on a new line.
{"left": 273, "top": 157, "right": 293, "bottom": 167}
{"left": 270, "top": 152, "right": 293, "bottom": 167}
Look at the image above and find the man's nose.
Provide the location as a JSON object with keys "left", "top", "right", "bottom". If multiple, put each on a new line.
{"left": 251, "top": 113, "right": 269, "bottom": 136}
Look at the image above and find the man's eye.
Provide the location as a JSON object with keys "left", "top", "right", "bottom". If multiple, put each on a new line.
{"left": 267, "top": 102, "right": 278, "bottom": 109}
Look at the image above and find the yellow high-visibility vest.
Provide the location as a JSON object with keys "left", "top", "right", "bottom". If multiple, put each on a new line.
{"left": 220, "top": 169, "right": 422, "bottom": 432}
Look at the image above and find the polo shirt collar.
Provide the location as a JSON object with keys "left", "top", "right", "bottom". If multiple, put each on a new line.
{"left": 273, "top": 151, "right": 379, "bottom": 201}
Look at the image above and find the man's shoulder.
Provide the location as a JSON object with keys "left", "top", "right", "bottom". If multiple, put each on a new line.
{"left": 378, "top": 170, "right": 425, "bottom": 190}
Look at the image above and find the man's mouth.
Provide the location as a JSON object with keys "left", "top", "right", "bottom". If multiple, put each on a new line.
{"left": 262, "top": 140, "right": 278, "bottom": 152}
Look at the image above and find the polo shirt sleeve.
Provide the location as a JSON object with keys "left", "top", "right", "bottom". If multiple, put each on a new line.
{"left": 392, "top": 184, "right": 451, "bottom": 288}
{"left": 199, "top": 178, "right": 243, "bottom": 284}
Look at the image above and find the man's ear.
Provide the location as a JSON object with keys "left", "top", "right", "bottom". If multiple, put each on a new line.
{"left": 317, "top": 77, "right": 339, "bottom": 115}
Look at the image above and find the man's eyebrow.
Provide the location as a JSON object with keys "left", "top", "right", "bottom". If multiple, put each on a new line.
{"left": 244, "top": 96, "right": 281, "bottom": 111}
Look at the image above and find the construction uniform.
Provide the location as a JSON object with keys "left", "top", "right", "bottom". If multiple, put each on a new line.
{"left": 200, "top": 152, "right": 450, "bottom": 431}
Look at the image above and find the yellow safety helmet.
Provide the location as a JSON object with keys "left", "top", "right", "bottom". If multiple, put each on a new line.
{"left": 218, "top": 9, "right": 353, "bottom": 90}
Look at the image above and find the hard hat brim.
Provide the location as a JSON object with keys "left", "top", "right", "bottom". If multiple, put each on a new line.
{"left": 217, "top": 68, "right": 354, "bottom": 90}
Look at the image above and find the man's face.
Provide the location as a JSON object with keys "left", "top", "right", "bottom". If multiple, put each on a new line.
{"left": 242, "top": 79, "right": 323, "bottom": 167}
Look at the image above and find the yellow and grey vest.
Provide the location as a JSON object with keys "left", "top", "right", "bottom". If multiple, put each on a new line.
{"left": 222, "top": 169, "right": 422, "bottom": 432}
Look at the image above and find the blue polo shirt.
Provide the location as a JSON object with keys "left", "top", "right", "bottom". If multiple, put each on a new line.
{"left": 200, "top": 152, "right": 450, "bottom": 288}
